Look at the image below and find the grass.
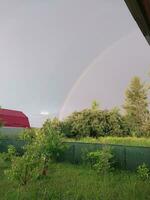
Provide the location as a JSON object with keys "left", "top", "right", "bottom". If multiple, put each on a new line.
{"left": 1, "top": 131, "right": 150, "bottom": 147}
{"left": 65, "top": 136, "right": 150, "bottom": 147}
{"left": 0, "top": 162, "right": 150, "bottom": 200}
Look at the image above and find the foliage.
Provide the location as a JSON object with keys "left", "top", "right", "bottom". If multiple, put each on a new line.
{"left": 40, "top": 119, "right": 66, "bottom": 174}
{"left": 86, "top": 147, "right": 114, "bottom": 174}
{"left": 43, "top": 77, "right": 150, "bottom": 138}
{"left": 0, "top": 145, "right": 16, "bottom": 169}
{"left": 3, "top": 145, "right": 16, "bottom": 161}
{"left": 4, "top": 121, "right": 65, "bottom": 185}
{"left": 43, "top": 118, "right": 63, "bottom": 133}
{"left": 5, "top": 154, "right": 40, "bottom": 185}
{"left": 63, "top": 105, "right": 129, "bottom": 138}
{"left": 123, "top": 77, "right": 149, "bottom": 136}
{"left": 20, "top": 128, "right": 38, "bottom": 143}
{"left": 4, "top": 139, "right": 41, "bottom": 185}
{"left": 137, "top": 163, "right": 150, "bottom": 180}
{"left": 141, "top": 118, "right": 150, "bottom": 137}
{"left": 61, "top": 77, "right": 150, "bottom": 138}
{"left": 91, "top": 100, "right": 100, "bottom": 110}
{"left": 63, "top": 109, "right": 101, "bottom": 138}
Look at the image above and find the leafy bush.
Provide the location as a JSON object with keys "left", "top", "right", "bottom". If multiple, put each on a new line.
{"left": 3, "top": 145, "right": 16, "bottom": 161}
{"left": 63, "top": 105, "right": 130, "bottom": 138}
{"left": 5, "top": 153, "right": 40, "bottom": 185}
{"left": 20, "top": 128, "right": 38, "bottom": 143}
{"left": 86, "top": 147, "right": 114, "bottom": 174}
{"left": 4, "top": 121, "right": 66, "bottom": 185}
{"left": 63, "top": 109, "right": 99, "bottom": 138}
{"left": 43, "top": 118, "right": 63, "bottom": 133}
{"left": 0, "top": 145, "right": 16, "bottom": 163}
{"left": 40, "top": 119, "right": 66, "bottom": 162}
{"left": 137, "top": 163, "right": 150, "bottom": 180}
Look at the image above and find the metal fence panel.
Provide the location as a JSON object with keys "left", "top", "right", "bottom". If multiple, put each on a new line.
{"left": 110, "top": 145, "right": 126, "bottom": 169}
{"left": 1, "top": 139, "right": 150, "bottom": 170}
{"left": 126, "top": 146, "right": 150, "bottom": 170}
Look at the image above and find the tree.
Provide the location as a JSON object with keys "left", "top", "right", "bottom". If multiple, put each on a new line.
{"left": 91, "top": 100, "right": 100, "bottom": 110}
{"left": 63, "top": 103, "right": 128, "bottom": 138}
{"left": 123, "top": 76, "right": 149, "bottom": 136}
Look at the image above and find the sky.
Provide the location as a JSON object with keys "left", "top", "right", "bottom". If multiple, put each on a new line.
{"left": 0, "top": 0, "right": 149, "bottom": 127}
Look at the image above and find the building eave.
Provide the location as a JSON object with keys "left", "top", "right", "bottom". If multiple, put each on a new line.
{"left": 124, "top": 0, "right": 150, "bottom": 45}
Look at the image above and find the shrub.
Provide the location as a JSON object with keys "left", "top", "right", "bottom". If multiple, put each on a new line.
{"left": 40, "top": 119, "right": 66, "bottom": 163}
{"left": 20, "top": 128, "right": 38, "bottom": 143}
{"left": 0, "top": 145, "right": 17, "bottom": 170}
{"left": 43, "top": 118, "right": 63, "bottom": 133}
{"left": 86, "top": 147, "right": 114, "bottom": 174}
{"left": 63, "top": 109, "right": 100, "bottom": 138}
{"left": 5, "top": 145, "right": 16, "bottom": 160}
{"left": 137, "top": 163, "right": 150, "bottom": 180}
{"left": 5, "top": 153, "right": 40, "bottom": 185}
{"left": 63, "top": 106, "right": 129, "bottom": 138}
{"left": 4, "top": 121, "right": 66, "bottom": 185}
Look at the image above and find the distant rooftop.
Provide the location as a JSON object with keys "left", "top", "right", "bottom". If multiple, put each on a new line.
{"left": 0, "top": 109, "right": 30, "bottom": 128}
{"left": 0, "top": 109, "right": 25, "bottom": 117}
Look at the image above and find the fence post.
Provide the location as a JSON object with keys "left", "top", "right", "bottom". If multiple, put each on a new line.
{"left": 124, "top": 146, "right": 126, "bottom": 170}
{"left": 73, "top": 143, "right": 75, "bottom": 163}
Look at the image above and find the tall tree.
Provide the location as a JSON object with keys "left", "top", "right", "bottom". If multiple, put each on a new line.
{"left": 123, "top": 76, "right": 149, "bottom": 135}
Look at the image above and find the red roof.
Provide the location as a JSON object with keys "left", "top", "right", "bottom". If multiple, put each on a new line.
{"left": 0, "top": 109, "right": 30, "bottom": 128}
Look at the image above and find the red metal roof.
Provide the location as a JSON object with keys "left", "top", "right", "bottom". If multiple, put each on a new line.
{"left": 0, "top": 109, "right": 30, "bottom": 128}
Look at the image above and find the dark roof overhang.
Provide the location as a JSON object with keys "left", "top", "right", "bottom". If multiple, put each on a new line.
{"left": 124, "top": 0, "right": 150, "bottom": 45}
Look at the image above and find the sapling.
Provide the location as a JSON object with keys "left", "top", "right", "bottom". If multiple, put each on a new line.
{"left": 4, "top": 120, "right": 65, "bottom": 185}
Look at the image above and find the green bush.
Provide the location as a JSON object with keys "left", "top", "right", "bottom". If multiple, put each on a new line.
{"left": 137, "top": 163, "right": 150, "bottom": 180}
{"left": 20, "top": 128, "right": 37, "bottom": 143}
{"left": 63, "top": 106, "right": 130, "bottom": 138}
{"left": 5, "top": 153, "right": 40, "bottom": 185}
{"left": 4, "top": 121, "right": 66, "bottom": 186}
{"left": 0, "top": 145, "right": 16, "bottom": 164}
{"left": 86, "top": 147, "right": 114, "bottom": 174}
{"left": 40, "top": 119, "right": 66, "bottom": 162}
{"left": 43, "top": 118, "right": 63, "bottom": 133}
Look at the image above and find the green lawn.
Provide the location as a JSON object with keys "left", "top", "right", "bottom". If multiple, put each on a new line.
{"left": 0, "top": 162, "right": 150, "bottom": 200}
{"left": 66, "top": 136, "right": 150, "bottom": 147}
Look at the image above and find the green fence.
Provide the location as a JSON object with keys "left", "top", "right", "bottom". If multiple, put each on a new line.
{"left": 62, "top": 142, "right": 150, "bottom": 170}
{"left": 0, "top": 127, "right": 24, "bottom": 138}
{"left": 0, "top": 139, "right": 26, "bottom": 155}
{"left": 0, "top": 139, "right": 150, "bottom": 170}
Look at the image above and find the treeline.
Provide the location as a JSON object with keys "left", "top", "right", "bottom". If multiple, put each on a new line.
{"left": 47, "top": 76, "right": 150, "bottom": 138}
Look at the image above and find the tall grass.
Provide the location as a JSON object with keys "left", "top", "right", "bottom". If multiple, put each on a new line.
{"left": 0, "top": 162, "right": 150, "bottom": 200}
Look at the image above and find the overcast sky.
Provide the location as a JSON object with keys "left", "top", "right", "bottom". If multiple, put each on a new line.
{"left": 0, "top": 0, "right": 149, "bottom": 127}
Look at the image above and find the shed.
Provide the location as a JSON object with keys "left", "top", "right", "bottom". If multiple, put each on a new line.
{"left": 0, "top": 109, "right": 30, "bottom": 128}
